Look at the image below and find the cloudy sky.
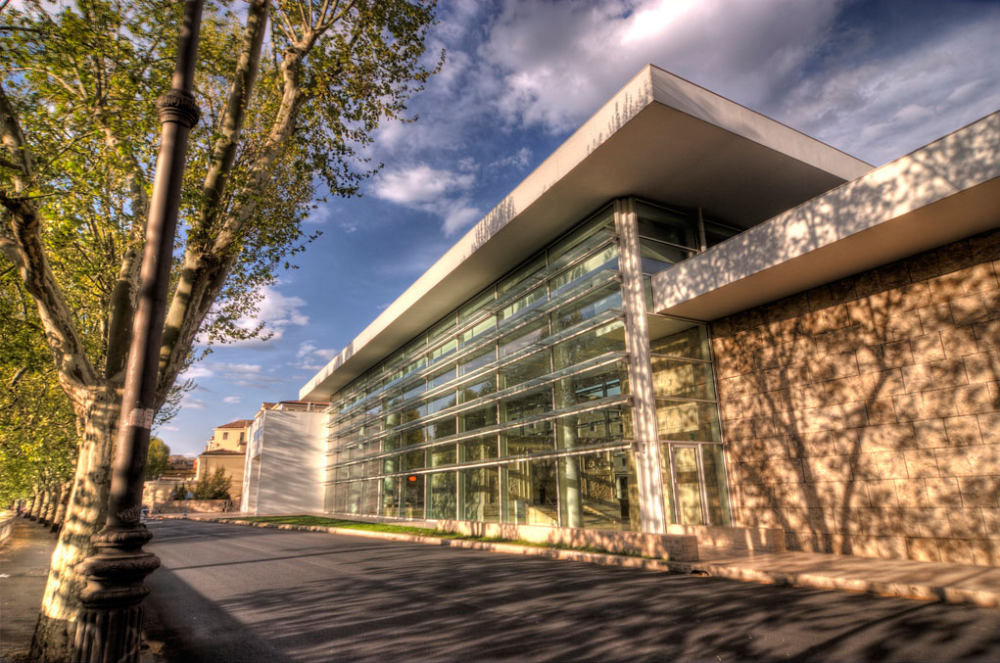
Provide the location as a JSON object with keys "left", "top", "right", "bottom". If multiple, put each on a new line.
{"left": 163, "top": 0, "right": 1000, "bottom": 456}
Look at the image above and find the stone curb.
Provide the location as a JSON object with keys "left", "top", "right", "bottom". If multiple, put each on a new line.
{"left": 169, "top": 515, "right": 1000, "bottom": 609}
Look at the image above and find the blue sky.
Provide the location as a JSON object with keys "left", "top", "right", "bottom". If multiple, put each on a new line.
{"left": 161, "top": 0, "right": 1000, "bottom": 456}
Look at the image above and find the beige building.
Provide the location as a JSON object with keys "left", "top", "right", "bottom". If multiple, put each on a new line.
{"left": 206, "top": 419, "right": 253, "bottom": 452}
{"left": 195, "top": 419, "right": 254, "bottom": 501}
{"left": 195, "top": 449, "right": 246, "bottom": 502}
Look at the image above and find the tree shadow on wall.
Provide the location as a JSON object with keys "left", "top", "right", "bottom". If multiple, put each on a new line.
{"left": 714, "top": 223, "right": 999, "bottom": 564}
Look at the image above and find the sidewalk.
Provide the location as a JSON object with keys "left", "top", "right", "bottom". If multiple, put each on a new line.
{"left": 0, "top": 518, "right": 55, "bottom": 661}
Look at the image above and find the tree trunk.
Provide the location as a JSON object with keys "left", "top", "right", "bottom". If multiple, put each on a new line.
{"left": 29, "top": 490, "right": 42, "bottom": 520}
{"left": 51, "top": 481, "right": 71, "bottom": 532}
{"left": 43, "top": 486, "right": 59, "bottom": 526}
{"left": 30, "top": 385, "right": 119, "bottom": 662}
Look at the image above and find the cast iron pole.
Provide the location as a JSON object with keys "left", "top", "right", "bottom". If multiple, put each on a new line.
{"left": 72, "top": 2, "right": 203, "bottom": 660}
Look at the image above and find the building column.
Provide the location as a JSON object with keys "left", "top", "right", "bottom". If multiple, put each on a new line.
{"left": 614, "top": 198, "right": 667, "bottom": 534}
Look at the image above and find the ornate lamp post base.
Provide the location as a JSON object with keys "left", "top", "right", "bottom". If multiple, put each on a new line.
{"left": 73, "top": 524, "right": 160, "bottom": 662}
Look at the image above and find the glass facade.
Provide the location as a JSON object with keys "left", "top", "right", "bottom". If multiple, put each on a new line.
{"left": 324, "top": 199, "right": 737, "bottom": 531}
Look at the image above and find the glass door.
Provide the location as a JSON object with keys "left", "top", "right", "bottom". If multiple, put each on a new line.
{"left": 670, "top": 445, "right": 705, "bottom": 526}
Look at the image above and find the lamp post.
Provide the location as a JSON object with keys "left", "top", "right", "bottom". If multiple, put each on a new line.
{"left": 71, "top": 2, "right": 203, "bottom": 660}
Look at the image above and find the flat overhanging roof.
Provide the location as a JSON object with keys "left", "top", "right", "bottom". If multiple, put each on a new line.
{"left": 300, "top": 65, "right": 872, "bottom": 401}
{"left": 652, "top": 111, "right": 1000, "bottom": 322}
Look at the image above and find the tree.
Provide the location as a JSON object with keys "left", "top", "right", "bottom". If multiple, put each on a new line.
{"left": 0, "top": 266, "right": 77, "bottom": 509}
{"left": 144, "top": 437, "right": 170, "bottom": 480}
{"left": 0, "top": 1, "right": 440, "bottom": 658}
{"left": 193, "top": 467, "right": 231, "bottom": 500}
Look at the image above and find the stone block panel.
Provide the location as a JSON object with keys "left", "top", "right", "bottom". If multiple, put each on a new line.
{"left": 715, "top": 228, "right": 1000, "bottom": 566}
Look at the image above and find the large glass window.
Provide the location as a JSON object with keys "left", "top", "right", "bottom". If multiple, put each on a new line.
{"left": 558, "top": 450, "right": 639, "bottom": 530}
{"left": 503, "top": 459, "right": 557, "bottom": 526}
{"left": 324, "top": 200, "right": 729, "bottom": 534}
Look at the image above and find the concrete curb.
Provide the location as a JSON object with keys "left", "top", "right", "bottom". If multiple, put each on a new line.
{"left": 173, "top": 515, "right": 1000, "bottom": 609}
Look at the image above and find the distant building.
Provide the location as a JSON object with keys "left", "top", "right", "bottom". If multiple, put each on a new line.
{"left": 195, "top": 419, "right": 254, "bottom": 501}
{"left": 161, "top": 455, "right": 196, "bottom": 481}
{"left": 206, "top": 419, "right": 254, "bottom": 453}
{"left": 240, "top": 401, "right": 328, "bottom": 514}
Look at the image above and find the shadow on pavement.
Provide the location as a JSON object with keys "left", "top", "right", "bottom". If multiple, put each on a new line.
{"left": 144, "top": 521, "right": 1000, "bottom": 662}
{"left": 144, "top": 565, "right": 293, "bottom": 663}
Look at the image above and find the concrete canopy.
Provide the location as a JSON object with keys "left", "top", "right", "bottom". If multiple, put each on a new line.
{"left": 652, "top": 111, "right": 1000, "bottom": 322}
{"left": 300, "top": 65, "right": 871, "bottom": 401}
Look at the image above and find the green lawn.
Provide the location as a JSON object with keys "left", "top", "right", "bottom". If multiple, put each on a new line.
{"left": 222, "top": 514, "right": 637, "bottom": 557}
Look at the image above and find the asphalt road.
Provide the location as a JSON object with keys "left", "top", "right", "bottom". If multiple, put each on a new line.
{"left": 143, "top": 519, "right": 1000, "bottom": 662}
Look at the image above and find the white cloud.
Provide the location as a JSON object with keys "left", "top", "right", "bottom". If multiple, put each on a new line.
{"left": 471, "top": 0, "right": 1000, "bottom": 165}
{"left": 441, "top": 200, "right": 481, "bottom": 236}
{"left": 180, "top": 395, "right": 207, "bottom": 410}
{"left": 295, "top": 341, "right": 339, "bottom": 370}
{"left": 372, "top": 164, "right": 481, "bottom": 235}
{"left": 490, "top": 147, "right": 532, "bottom": 171}
{"left": 478, "top": 0, "right": 844, "bottom": 134}
{"left": 372, "top": 164, "right": 475, "bottom": 206}
{"left": 180, "top": 364, "right": 213, "bottom": 380}
{"left": 159, "top": 425, "right": 180, "bottom": 432}
{"left": 223, "top": 396, "right": 241, "bottom": 404}
{"left": 230, "top": 286, "right": 310, "bottom": 345}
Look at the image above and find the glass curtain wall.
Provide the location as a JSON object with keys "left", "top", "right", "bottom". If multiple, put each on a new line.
{"left": 636, "top": 201, "right": 736, "bottom": 527}
{"left": 326, "top": 206, "right": 639, "bottom": 530}
{"left": 324, "top": 198, "right": 735, "bottom": 532}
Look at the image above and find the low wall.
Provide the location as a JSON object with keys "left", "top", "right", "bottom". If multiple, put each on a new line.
{"left": 435, "top": 520, "right": 700, "bottom": 561}
{"left": 0, "top": 511, "right": 14, "bottom": 549}
{"left": 152, "top": 500, "right": 233, "bottom": 514}
{"left": 664, "top": 523, "right": 786, "bottom": 554}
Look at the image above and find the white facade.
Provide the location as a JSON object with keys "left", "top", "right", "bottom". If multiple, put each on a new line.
{"left": 241, "top": 404, "right": 328, "bottom": 515}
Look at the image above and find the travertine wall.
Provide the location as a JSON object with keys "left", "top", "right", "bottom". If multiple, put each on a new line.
{"left": 712, "top": 228, "right": 1000, "bottom": 565}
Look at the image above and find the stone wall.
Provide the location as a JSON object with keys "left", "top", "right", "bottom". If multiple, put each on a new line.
{"left": 712, "top": 228, "right": 1000, "bottom": 566}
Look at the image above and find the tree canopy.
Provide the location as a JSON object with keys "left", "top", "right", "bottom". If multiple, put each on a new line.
{"left": 144, "top": 437, "right": 170, "bottom": 480}
{"left": 1, "top": 1, "right": 440, "bottom": 658}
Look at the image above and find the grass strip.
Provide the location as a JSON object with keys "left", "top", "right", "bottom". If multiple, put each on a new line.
{"left": 222, "top": 514, "right": 648, "bottom": 558}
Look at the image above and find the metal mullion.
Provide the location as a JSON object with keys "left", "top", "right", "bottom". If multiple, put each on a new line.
{"left": 545, "top": 234, "right": 617, "bottom": 286}
{"left": 635, "top": 234, "right": 698, "bottom": 254}
{"left": 378, "top": 440, "right": 630, "bottom": 478}
{"left": 649, "top": 351, "right": 713, "bottom": 365}
{"left": 498, "top": 269, "right": 619, "bottom": 331}
{"left": 654, "top": 395, "right": 720, "bottom": 406}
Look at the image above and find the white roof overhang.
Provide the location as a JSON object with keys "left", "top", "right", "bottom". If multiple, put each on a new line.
{"left": 300, "top": 65, "right": 871, "bottom": 401}
{"left": 652, "top": 111, "right": 1000, "bottom": 322}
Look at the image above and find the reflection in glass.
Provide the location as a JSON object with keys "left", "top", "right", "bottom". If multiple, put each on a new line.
{"left": 461, "top": 435, "right": 498, "bottom": 461}
{"left": 501, "top": 421, "right": 554, "bottom": 456}
{"left": 558, "top": 451, "right": 639, "bottom": 530}
{"left": 460, "top": 467, "right": 498, "bottom": 521}
{"left": 428, "top": 471, "right": 456, "bottom": 520}
{"left": 702, "top": 444, "right": 732, "bottom": 526}
{"left": 401, "top": 473, "right": 424, "bottom": 519}
{"left": 381, "top": 476, "right": 399, "bottom": 517}
{"left": 672, "top": 446, "right": 703, "bottom": 526}
{"left": 503, "top": 459, "right": 558, "bottom": 526}
{"left": 651, "top": 357, "right": 717, "bottom": 400}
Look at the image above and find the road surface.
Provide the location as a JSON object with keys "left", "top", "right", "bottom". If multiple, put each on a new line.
{"left": 144, "top": 519, "right": 1000, "bottom": 662}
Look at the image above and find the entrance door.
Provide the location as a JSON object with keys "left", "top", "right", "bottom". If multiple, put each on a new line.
{"left": 670, "top": 445, "right": 705, "bottom": 526}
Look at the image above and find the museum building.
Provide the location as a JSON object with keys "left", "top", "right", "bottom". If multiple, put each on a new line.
{"left": 296, "top": 65, "right": 1000, "bottom": 566}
